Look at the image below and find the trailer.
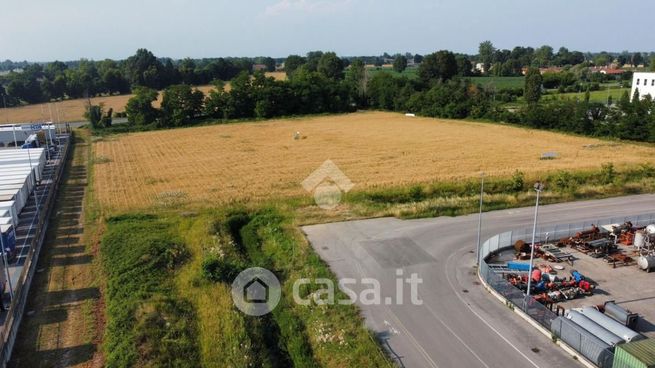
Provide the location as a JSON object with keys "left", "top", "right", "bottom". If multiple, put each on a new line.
{"left": 578, "top": 307, "right": 645, "bottom": 343}
{"left": 551, "top": 316, "right": 614, "bottom": 368}
{"left": 566, "top": 310, "right": 624, "bottom": 347}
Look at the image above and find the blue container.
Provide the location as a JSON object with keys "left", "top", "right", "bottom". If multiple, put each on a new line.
{"left": 0, "top": 224, "right": 16, "bottom": 253}
{"left": 507, "top": 261, "right": 531, "bottom": 271}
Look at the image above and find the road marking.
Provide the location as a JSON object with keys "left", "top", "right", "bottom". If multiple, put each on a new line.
{"left": 352, "top": 260, "right": 439, "bottom": 368}
{"left": 444, "top": 249, "right": 542, "bottom": 368}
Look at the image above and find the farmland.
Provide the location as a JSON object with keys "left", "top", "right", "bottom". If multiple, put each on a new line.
{"left": 0, "top": 72, "right": 287, "bottom": 124}
{"left": 92, "top": 111, "right": 655, "bottom": 213}
{"left": 469, "top": 76, "right": 525, "bottom": 89}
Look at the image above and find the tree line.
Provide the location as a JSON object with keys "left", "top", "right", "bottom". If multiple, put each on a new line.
{"left": 102, "top": 48, "right": 655, "bottom": 145}
{"left": 0, "top": 49, "right": 265, "bottom": 106}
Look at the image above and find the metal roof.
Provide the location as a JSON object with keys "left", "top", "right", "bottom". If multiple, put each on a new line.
{"left": 619, "top": 339, "right": 655, "bottom": 365}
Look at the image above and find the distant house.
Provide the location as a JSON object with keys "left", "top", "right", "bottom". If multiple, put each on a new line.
{"left": 475, "top": 63, "right": 486, "bottom": 74}
{"left": 631, "top": 72, "right": 655, "bottom": 101}
{"left": 539, "top": 67, "right": 564, "bottom": 74}
{"left": 252, "top": 64, "right": 268, "bottom": 72}
{"left": 589, "top": 66, "right": 625, "bottom": 75}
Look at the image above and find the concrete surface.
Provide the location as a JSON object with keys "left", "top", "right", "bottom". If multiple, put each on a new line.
{"left": 303, "top": 194, "right": 655, "bottom": 368}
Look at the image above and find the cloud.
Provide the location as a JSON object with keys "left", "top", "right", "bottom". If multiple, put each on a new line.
{"left": 262, "top": 0, "right": 352, "bottom": 17}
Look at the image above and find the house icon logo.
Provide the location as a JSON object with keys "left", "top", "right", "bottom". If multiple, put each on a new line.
{"left": 244, "top": 277, "right": 269, "bottom": 303}
{"left": 302, "top": 160, "right": 354, "bottom": 210}
{"left": 231, "top": 267, "right": 281, "bottom": 316}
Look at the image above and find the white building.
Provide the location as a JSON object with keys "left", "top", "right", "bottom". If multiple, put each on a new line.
{"left": 631, "top": 72, "right": 655, "bottom": 101}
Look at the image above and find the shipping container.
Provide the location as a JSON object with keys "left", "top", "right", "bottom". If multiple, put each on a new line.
{"left": 0, "top": 189, "right": 27, "bottom": 215}
{"left": 0, "top": 201, "right": 18, "bottom": 226}
{"left": 552, "top": 316, "right": 614, "bottom": 368}
{"left": 579, "top": 307, "right": 645, "bottom": 343}
{"left": 605, "top": 301, "right": 639, "bottom": 329}
{"left": 0, "top": 223, "right": 16, "bottom": 254}
{"left": 0, "top": 186, "right": 28, "bottom": 213}
{"left": 0, "top": 163, "right": 42, "bottom": 181}
{"left": 613, "top": 339, "right": 655, "bottom": 368}
{"left": 566, "top": 310, "right": 624, "bottom": 346}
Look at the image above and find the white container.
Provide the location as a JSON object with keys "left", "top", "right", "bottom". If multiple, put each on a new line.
{"left": 634, "top": 230, "right": 646, "bottom": 249}
{"left": 638, "top": 256, "right": 655, "bottom": 272}
{"left": 0, "top": 189, "right": 26, "bottom": 214}
{"left": 0, "top": 201, "right": 18, "bottom": 226}
{"left": 647, "top": 224, "right": 655, "bottom": 235}
{"left": 578, "top": 306, "right": 644, "bottom": 343}
{"left": 0, "top": 217, "right": 11, "bottom": 225}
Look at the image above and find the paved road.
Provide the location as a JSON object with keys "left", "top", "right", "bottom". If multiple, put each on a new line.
{"left": 303, "top": 194, "right": 655, "bottom": 368}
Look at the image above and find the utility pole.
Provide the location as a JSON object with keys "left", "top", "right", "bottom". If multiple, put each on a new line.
{"left": 526, "top": 181, "right": 545, "bottom": 300}
{"left": 476, "top": 172, "right": 485, "bottom": 265}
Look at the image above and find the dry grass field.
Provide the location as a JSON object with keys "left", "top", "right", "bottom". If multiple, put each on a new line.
{"left": 92, "top": 111, "right": 655, "bottom": 212}
{"left": 0, "top": 72, "right": 287, "bottom": 124}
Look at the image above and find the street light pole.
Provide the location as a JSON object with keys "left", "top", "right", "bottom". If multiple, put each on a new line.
{"left": 476, "top": 172, "right": 485, "bottom": 265}
{"left": 526, "top": 182, "right": 544, "bottom": 299}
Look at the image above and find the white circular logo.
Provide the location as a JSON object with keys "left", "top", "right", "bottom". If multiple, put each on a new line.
{"left": 313, "top": 181, "right": 342, "bottom": 209}
{"left": 231, "top": 267, "right": 281, "bottom": 316}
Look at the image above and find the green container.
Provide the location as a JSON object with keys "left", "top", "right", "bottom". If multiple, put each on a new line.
{"left": 614, "top": 339, "right": 655, "bottom": 368}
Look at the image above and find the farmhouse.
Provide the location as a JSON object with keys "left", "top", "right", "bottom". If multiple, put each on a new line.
{"left": 631, "top": 72, "right": 655, "bottom": 100}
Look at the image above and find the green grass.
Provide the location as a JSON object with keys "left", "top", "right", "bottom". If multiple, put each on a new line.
{"left": 468, "top": 76, "right": 525, "bottom": 90}
{"left": 545, "top": 87, "right": 630, "bottom": 104}
{"left": 101, "top": 213, "right": 199, "bottom": 368}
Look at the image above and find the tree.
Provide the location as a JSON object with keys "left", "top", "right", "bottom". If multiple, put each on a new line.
{"left": 284, "top": 55, "right": 305, "bottom": 77}
{"left": 262, "top": 57, "right": 276, "bottom": 72}
{"left": 305, "top": 51, "right": 324, "bottom": 72}
{"left": 317, "top": 52, "right": 344, "bottom": 80}
{"left": 393, "top": 55, "right": 408, "bottom": 73}
{"left": 413, "top": 54, "right": 423, "bottom": 64}
{"left": 418, "top": 50, "right": 458, "bottom": 84}
{"left": 123, "top": 48, "right": 164, "bottom": 88}
{"left": 455, "top": 55, "right": 473, "bottom": 76}
{"left": 478, "top": 41, "right": 495, "bottom": 73}
{"left": 160, "top": 84, "right": 205, "bottom": 126}
{"left": 524, "top": 67, "right": 543, "bottom": 104}
{"left": 631, "top": 52, "right": 644, "bottom": 67}
{"left": 125, "top": 86, "right": 159, "bottom": 125}
{"left": 533, "top": 45, "right": 553, "bottom": 67}
{"left": 346, "top": 59, "right": 367, "bottom": 105}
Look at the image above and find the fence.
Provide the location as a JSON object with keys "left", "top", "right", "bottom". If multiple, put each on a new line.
{"left": 0, "top": 134, "right": 71, "bottom": 366}
{"left": 478, "top": 213, "right": 655, "bottom": 368}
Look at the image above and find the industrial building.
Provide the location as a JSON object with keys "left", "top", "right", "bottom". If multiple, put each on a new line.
{"left": 0, "top": 125, "right": 70, "bottom": 365}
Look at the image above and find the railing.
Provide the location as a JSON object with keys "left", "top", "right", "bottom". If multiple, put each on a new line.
{"left": 478, "top": 213, "right": 655, "bottom": 368}
{"left": 0, "top": 135, "right": 71, "bottom": 366}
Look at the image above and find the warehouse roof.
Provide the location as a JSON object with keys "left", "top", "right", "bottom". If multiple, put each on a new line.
{"left": 619, "top": 339, "right": 655, "bottom": 365}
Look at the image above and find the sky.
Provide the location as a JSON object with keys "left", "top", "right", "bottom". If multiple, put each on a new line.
{"left": 1, "top": 0, "right": 654, "bottom": 61}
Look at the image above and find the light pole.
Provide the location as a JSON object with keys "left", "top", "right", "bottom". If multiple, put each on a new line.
{"left": 526, "top": 181, "right": 545, "bottom": 299}
{"left": 476, "top": 172, "right": 485, "bottom": 265}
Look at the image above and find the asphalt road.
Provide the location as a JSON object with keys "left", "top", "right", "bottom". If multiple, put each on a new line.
{"left": 303, "top": 194, "right": 655, "bottom": 368}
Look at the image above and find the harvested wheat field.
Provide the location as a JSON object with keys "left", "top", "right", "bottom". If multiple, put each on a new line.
{"left": 0, "top": 73, "right": 288, "bottom": 124}
{"left": 93, "top": 111, "right": 655, "bottom": 211}
{"left": 0, "top": 85, "right": 218, "bottom": 124}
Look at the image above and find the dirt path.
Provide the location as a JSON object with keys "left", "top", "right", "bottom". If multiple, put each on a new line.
{"left": 8, "top": 132, "right": 103, "bottom": 368}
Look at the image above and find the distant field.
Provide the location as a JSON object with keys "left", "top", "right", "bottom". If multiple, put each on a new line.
{"left": 469, "top": 76, "right": 525, "bottom": 89}
{"left": 363, "top": 65, "right": 419, "bottom": 78}
{"left": 546, "top": 87, "right": 630, "bottom": 104}
{"left": 0, "top": 72, "right": 286, "bottom": 124}
{"left": 92, "top": 111, "right": 655, "bottom": 212}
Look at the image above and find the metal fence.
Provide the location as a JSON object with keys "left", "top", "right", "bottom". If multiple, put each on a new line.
{"left": 478, "top": 213, "right": 655, "bottom": 367}
{"left": 0, "top": 135, "right": 71, "bottom": 366}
